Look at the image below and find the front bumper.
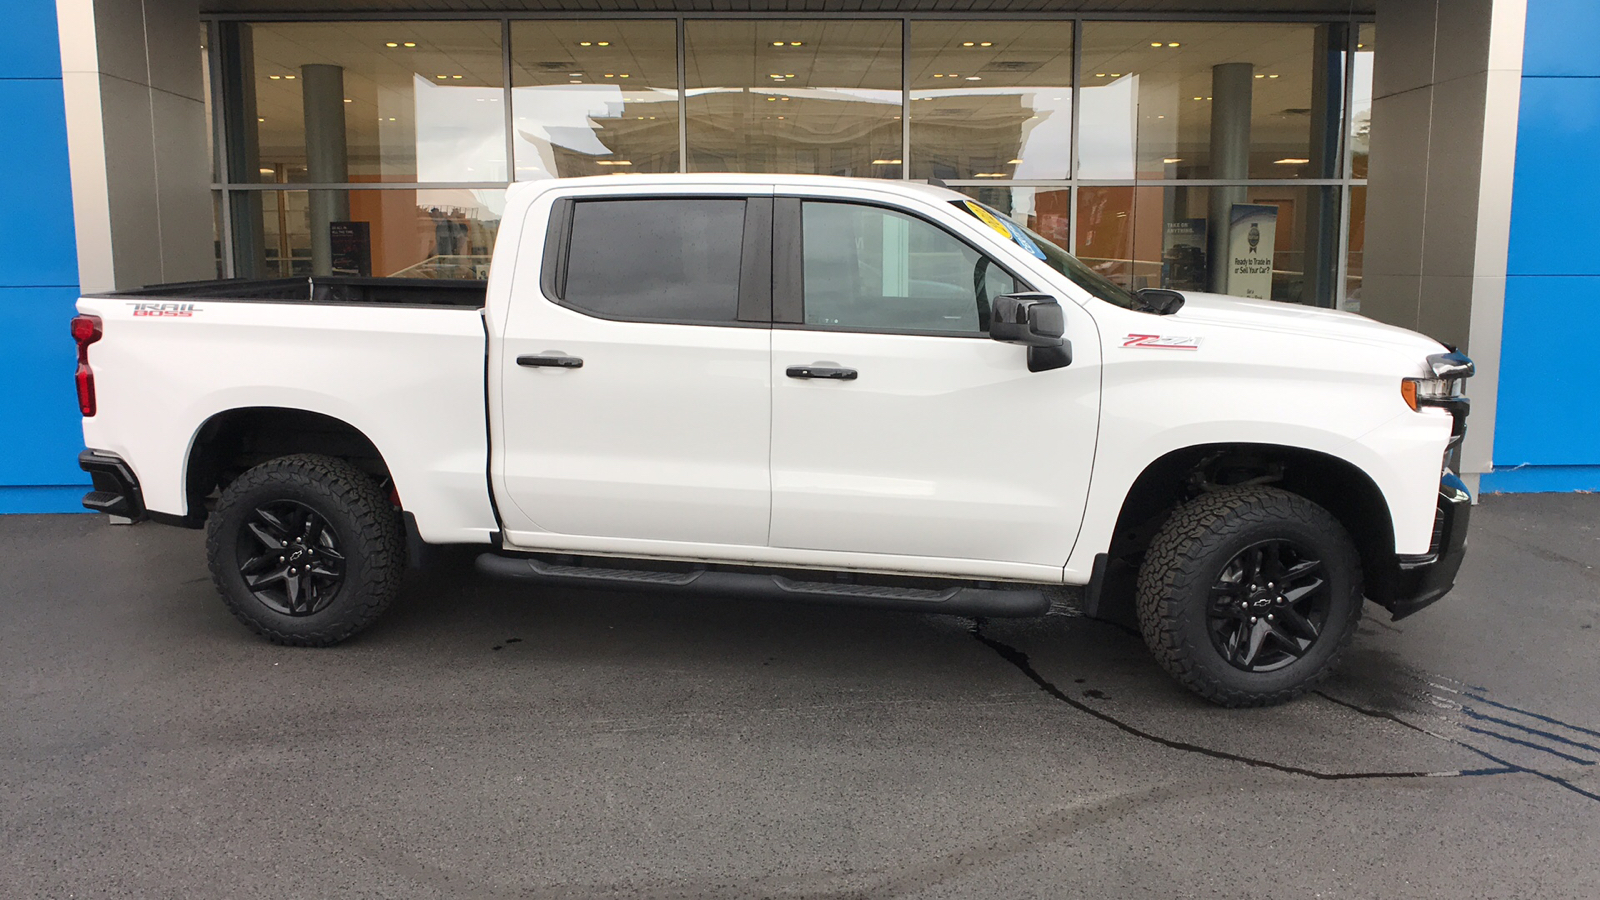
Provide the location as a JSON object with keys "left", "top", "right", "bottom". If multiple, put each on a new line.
{"left": 1386, "top": 471, "right": 1471, "bottom": 620}
{"left": 79, "top": 450, "right": 146, "bottom": 520}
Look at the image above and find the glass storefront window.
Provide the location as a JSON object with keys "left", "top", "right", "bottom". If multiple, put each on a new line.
{"left": 1075, "top": 184, "right": 1340, "bottom": 305}
{"left": 684, "top": 20, "right": 902, "bottom": 176}
{"left": 242, "top": 21, "right": 507, "bottom": 184}
{"left": 510, "top": 21, "right": 679, "bottom": 179}
{"left": 1351, "top": 24, "right": 1375, "bottom": 179}
{"left": 1078, "top": 22, "right": 1344, "bottom": 180}
{"left": 1345, "top": 185, "right": 1367, "bottom": 311}
{"left": 909, "top": 22, "right": 1074, "bottom": 181}
{"left": 239, "top": 189, "right": 505, "bottom": 279}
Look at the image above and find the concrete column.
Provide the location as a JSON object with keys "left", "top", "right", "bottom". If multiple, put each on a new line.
{"left": 302, "top": 64, "right": 349, "bottom": 277}
{"left": 1362, "top": 0, "right": 1526, "bottom": 487}
{"left": 1207, "top": 62, "right": 1253, "bottom": 293}
{"left": 56, "top": 0, "right": 214, "bottom": 292}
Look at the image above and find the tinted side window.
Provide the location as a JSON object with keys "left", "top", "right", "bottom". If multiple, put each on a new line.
{"left": 563, "top": 199, "right": 746, "bottom": 324}
{"left": 800, "top": 201, "right": 1017, "bottom": 334}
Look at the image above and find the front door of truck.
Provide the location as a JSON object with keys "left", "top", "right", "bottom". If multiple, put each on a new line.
{"left": 495, "top": 189, "right": 774, "bottom": 550}
{"left": 767, "top": 196, "right": 1100, "bottom": 571}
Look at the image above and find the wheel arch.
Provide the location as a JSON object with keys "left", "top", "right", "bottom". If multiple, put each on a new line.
{"left": 1093, "top": 442, "right": 1400, "bottom": 621}
{"left": 177, "top": 407, "right": 394, "bottom": 527}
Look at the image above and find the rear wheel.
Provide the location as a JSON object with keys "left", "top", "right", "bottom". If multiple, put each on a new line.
{"left": 1135, "top": 486, "right": 1362, "bottom": 707}
{"left": 206, "top": 454, "right": 403, "bottom": 646}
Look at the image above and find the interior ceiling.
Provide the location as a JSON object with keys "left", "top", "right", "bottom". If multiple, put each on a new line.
{"left": 205, "top": 0, "right": 1375, "bottom": 14}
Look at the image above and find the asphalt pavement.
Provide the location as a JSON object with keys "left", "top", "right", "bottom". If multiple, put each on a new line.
{"left": 3, "top": 494, "right": 1598, "bottom": 898}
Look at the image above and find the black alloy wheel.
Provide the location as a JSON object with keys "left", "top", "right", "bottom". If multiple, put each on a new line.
{"left": 1206, "top": 540, "right": 1330, "bottom": 673}
{"left": 236, "top": 500, "right": 347, "bottom": 617}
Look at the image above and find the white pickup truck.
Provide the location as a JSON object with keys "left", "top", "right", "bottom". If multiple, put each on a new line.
{"left": 73, "top": 174, "right": 1473, "bottom": 706}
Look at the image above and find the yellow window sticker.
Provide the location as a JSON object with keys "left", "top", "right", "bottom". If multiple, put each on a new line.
{"left": 964, "top": 201, "right": 1011, "bottom": 238}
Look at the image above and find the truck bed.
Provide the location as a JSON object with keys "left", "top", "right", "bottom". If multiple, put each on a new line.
{"left": 102, "top": 276, "right": 488, "bottom": 309}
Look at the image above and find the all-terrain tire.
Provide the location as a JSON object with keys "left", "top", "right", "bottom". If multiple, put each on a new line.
{"left": 1135, "top": 486, "right": 1363, "bottom": 707}
{"left": 206, "top": 454, "right": 403, "bottom": 646}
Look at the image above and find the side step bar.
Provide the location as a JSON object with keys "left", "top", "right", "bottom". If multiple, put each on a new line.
{"left": 474, "top": 554, "right": 1050, "bottom": 618}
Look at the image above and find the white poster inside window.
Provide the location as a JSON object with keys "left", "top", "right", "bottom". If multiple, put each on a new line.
{"left": 1226, "top": 204, "right": 1278, "bottom": 300}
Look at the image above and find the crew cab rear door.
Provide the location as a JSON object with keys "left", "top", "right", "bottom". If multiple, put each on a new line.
{"left": 767, "top": 194, "right": 1099, "bottom": 572}
{"left": 493, "top": 186, "right": 774, "bottom": 549}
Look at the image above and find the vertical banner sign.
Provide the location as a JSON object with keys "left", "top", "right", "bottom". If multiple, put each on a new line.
{"left": 329, "top": 221, "right": 372, "bottom": 277}
{"left": 1226, "top": 204, "right": 1278, "bottom": 299}
{"left": 1161, "top": 218, "right": 1208, "bottom": 291}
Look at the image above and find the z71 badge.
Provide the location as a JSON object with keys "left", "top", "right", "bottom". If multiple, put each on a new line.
{"left": 130, "top": 302, "right": 199, "bottom": 317}
{"left": 1122, "top": 333, "right": 1201, "bottom": 351}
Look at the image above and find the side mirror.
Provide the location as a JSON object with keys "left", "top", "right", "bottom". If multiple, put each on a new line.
{"left": 990, "top": 292, "right": 1071, "bottom": 372}
{"left": 1133, "top": 287, "right": 1185, "bottom": 315}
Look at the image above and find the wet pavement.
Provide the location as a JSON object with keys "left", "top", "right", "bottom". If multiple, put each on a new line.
{"left": 3, "top": 494, "right": 1598, "bottom": 898}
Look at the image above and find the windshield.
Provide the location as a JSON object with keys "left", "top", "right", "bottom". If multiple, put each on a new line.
{"left": 952, "top": 200, "right": 1140, "bottom": 310}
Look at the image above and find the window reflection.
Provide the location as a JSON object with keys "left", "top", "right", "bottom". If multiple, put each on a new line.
{"left": 246, "top": 189, "right": 504, "bottom": 279}
{"left": 1078, "top": 22, "right": 1343, "bottom": 180}
{"left": 510, "top": 21, "right": 679, "bottom": 179}
{"left": 1351, "top": 24, "right": 1375, "bottom": 179}
{"left": 909, "top": 22, "right": 1073, "bottom": 181}
{"left": 245, "top": 21, "right": 507, "bottom": 184}
{"left": 953, "top": 186, "right": 1072, "bottom": 250}
{"left": 685, "top": 21, "right": 902, "bottom": 176}
{"left": 1075, "top": 185, "right": 1339, "bottom": 305}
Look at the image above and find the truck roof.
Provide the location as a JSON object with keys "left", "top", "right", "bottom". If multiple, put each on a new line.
{"left": 505, "top": 173, "right": 965, "bottom": 205}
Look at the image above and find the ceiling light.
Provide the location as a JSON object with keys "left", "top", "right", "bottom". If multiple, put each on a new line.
{"left": 387, "top": 117, "right": 396, "bottom": 121}
{"left": 934, "top": 74, "right": 944, "bottom": 78}
{"left": 1357, "top": 43, "right": 1366, "bottom": 49}
{"left": 269, "top": 74, "right": 281, "bottom": 79}
{"left": 620, "top": 74, "right": 629, "bottom": 78}
{"left": 1163, "top": 157, "right": 1181, "bottom": 163}
{"left": 767, "top": 96, "right": 777, "bottom": 101}
{"left": 790, "top": 41, "right": 801, "bottom": 46}
{"left": 257, "top": 117, "right": 265, "bottom": 122}
{"left": 1151, "top": 42, "right": 1163, "bottom": 47}
{"left": 781, "top": 96, "right": 789, "bottom": 101}
{"left": 777, "top": 115, "right": 785, "bottom": 119}
{"left": 259, "top": 167, "right": 275, "bottom": 174}
{"left": 964, "top": 42, "right": 975, "bottom": 47}
{"left": 403, "top": 42, "right": 416, "bottom": 48}
{"left": 980, "top": 42, "right": 992, "bottom": 47}
{"left": 973, "top": 173, "right": 1006, "bottom": 177}
{"left": 1095, "top": 73, "right": 1106, "bottom": 77}
{"left": 1269, "top": 74, "right": 1279, "bottom": 79}
{"left": 872, "top": 159, "right": 902, "bottom": 165}
{"left": 948, "top": 73, "right": 958, "bottom": 78}
{"left": 965, "top": 76, "right": 981, "bottom": 81}
{"left": 1275, "top": 158, "right": 1310, "bottom": 164}
{"left": 597, "top": 41, "right": 610, "bottom": 46}
{"left": 385, "top": 42, "right": 398, "bottom": 48}
{"left": 436, "top": 74, "right": 447, "bottom": 79}
{"left": 604, "top": 73, "right": 614, "bottom": 78}
{"left": 1193, "top": 96, "right": 1203, "bottom": 100}
{"left": 1007, "top": 158, "right": 1023, "bottom": 164}
{"left": 343, "top": 98, "right": 352, "bottom": 103}
{"left": 580, "top": 41, "right": 591, "bottom": 46}
{"left": 1255, "top": 74, "right": 1265, "bottom": 79}
{"left": 285, "top": 74, "right": 295, "bottom": 79}
{"left": 773, "top": 41, "right": 784, "bottom": 47}
{"left": 596, "top": 160, "right": 631, "bottom": 165}
{"left": 1168, "top": 42, "right": 1180, "bottom": 47}
{"left": 785, "top": 73, "right": 794, "bottom": 78}
{"left": 452, "top": 74, "right": 462, "bottom": 79}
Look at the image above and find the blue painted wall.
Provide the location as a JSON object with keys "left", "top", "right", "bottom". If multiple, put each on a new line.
{"left": 1484, "top": 0, "right": 1600, "bottom": 493}
{"left": 0, "top": 0, "right": 88, "bottom": 513}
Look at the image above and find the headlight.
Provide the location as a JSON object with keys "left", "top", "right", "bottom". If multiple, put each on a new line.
{"left": 1401, "top": 352, "right": 1474, "bottom": 412}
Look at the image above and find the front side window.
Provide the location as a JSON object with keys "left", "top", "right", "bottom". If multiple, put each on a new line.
{"left": 562, "top": 198, "right": 746, "bottom": 324}
{"left": 801, "top": 201, "right": 1016, "bottom": 334}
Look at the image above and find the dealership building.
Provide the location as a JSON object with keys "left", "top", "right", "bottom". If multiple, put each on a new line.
{"left": 0, "top": 0, "right": 1592, "bottom": 512}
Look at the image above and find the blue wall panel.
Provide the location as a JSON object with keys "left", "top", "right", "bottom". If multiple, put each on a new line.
{"left": 1522, "top": 0, "right": 1600, "bottom": 78}
{"left": 1492, "top": 0, "right": 1600, "bottom": 491}
{"left": 0, "top": 0, "right": 85, "bottom": 514}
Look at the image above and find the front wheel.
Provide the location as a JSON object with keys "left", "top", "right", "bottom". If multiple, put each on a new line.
{"left": 1136, "top": 486, "right": 1363, "bottom": 707}
{"left": 206, "top": 454, "right": 404, "bottom": 646}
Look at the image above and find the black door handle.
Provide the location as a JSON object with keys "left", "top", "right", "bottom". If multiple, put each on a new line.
{"left": 786, "top": 365, "right": 857, "bottom": 380}
{"left": 518, "top": 354, "right": 583, "bottom": 369}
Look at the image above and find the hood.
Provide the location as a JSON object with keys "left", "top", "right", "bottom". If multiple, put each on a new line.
{"left": 1168, "top": 291, "right": 1446, "bottom": 357}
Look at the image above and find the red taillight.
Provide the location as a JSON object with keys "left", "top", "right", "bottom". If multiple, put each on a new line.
{"left": 72, "top": 314, "right": 102, "bottom": 417}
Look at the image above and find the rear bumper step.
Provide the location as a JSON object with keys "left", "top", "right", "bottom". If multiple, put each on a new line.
{"left": 78, "top": 450, "right": 145, "bottom": 519}
{"left": 474, "top": 554, "right": 1050, "bottom": 618}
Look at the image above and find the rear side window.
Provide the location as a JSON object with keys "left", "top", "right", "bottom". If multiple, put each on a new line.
{"left": 561, "top": 198, "right": 746, "bottom": 324}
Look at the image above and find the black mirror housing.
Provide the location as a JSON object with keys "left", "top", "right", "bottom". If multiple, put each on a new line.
{"left": 990, "top": 292, "right": 1071, "bottom": 372}
{"left": 990, "top": 293, "right": 1066, "bottom": 347}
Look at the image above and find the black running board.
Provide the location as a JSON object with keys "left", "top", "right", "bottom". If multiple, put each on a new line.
{"left": 474, "top": 554, "right": 1050, "bottom": 618}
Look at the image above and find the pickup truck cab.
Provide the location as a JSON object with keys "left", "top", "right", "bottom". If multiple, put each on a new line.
{"left": 73, "top": 174, "right": 1473, "bottom": 706}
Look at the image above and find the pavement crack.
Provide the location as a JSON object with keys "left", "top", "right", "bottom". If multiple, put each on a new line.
{"left": 969, "top": 618, "right": 1510, "bottom": 783}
